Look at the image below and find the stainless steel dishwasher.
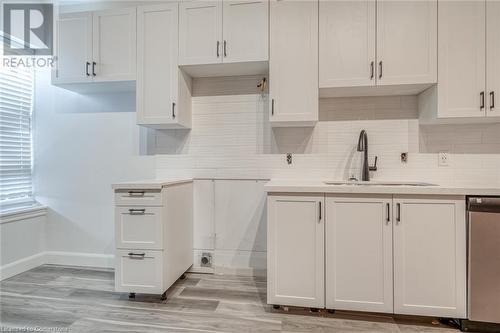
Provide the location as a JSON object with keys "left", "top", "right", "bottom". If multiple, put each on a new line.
{"left": 462, "top": 197, "right": 500, "bottom": 332}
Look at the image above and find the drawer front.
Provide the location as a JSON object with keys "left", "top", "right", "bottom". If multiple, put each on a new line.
{"left": 114, "top": 189, "right": 162, "bottom": 206}
{"left": 115, "top": 207, "right": 162, "bottom": 249}
{"left": 115, "top": 249, "right": 163, "bottom": 294}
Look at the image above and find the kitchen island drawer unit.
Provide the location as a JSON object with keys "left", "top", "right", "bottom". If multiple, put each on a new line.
{"left": 113, "top": 180, "right": 193, "bottom": 299}
{"left": 115, "top": 249, "right": 163, "bottom": 294}
{"left": 115, "top": 206, "right": 162, "bottom": 249}
{"left": 114, "top": 189, "right": 162, "bottom": 206}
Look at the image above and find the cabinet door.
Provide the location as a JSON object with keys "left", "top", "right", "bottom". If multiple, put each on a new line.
{"left": 319, "top": 0, "right": 376, "bottom": 88}
{"left": 393, "top": 196, "right": 466, "bottom": 318}
{"left": 267, "top": 195, "right": 324, "bottom": 308}
{"left": 179, "top": 1, "right": 223, "bottom": 65}
{"left": 326, "top": 195, "right": 393, "bottom": 313}
{"left": 222, "top": 1, "right": 268, "bottom": 63}
{"left": 54, "top": 12, "right": 92, "bottom": 84}
{"left": 137, "top": 4, "right": 178, "bottom": 126}
{"left": 92, "top": 8, "right": 136, "bottom": 81}
{"left": 487, "top": 0, "right": 500, "bottom": 116}
{"left": 269, "top": 0, "right": 318, "bottom": 126}
{"left": 376, "top": 0, "right": 437, "bottom": 86}
{"left": 438, "top": 1, "right": 486, "bottom": 118}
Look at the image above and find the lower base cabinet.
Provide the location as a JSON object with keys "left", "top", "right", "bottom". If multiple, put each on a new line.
{"left": 393, "top": 196, "right": 466, "bottom": 318}
{"left": 326, "top": 195, "right": 394, "bottom": 313}
{"left": 268, "top": 193, "right": 467, "bottom": 318}
{"left": 267, "top": 194, "right": 324, "bottom": 308}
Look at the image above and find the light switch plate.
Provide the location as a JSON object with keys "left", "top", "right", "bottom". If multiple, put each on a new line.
{"left": 438, "top": 152, "right": 449, "bottom": 167}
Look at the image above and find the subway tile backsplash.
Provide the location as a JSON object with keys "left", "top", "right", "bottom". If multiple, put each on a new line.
{"left": 153, "top": 93, "right": 500, "bottom": 187}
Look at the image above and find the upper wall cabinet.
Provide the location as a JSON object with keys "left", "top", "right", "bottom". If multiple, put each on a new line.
{"left": 319, "top": 0, "right": 437, "bottom": 97}
{"left": 269, "top": 0, "right": 318, "bottom": 127}
{"left": 179, "top": 1, "right": 268, "bottom": 67}
{"left": 53, "top": 8, "right": 136, "bottom": 87}
{"left": 420, "top": 0, "right": 499, "bottom": 123}
{"left": 136, "top": 4, "right": 192, "bottom": 129}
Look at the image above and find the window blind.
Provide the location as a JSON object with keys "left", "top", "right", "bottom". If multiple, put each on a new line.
{"left": 0, "top": 67, "right": 34, "bottom": 204}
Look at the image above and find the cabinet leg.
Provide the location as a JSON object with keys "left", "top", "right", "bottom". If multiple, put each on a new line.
{"left": 128, "top": 293, "right": 136, "bottom": 299}
{"left": 160, "top": 292, "right": 167, "bottom": 301}
{"left": 180, "top": 274, "right": 187, "bottom": 280}
{"left": 272, "top": 305, "right": 280, "bottom": 310}
{"left": 310, "top": 308, "right": 319, "bottom": 313}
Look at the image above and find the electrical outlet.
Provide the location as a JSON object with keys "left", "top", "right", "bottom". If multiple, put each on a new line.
{"left": 438, "top": 152, "right": 449, "bottom": 167}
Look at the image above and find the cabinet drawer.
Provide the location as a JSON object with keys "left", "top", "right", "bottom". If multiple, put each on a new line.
{"left": 114, "top": 189, "right": 162, "bottom": 206}
{"left": 115, "top": 207, "right": 162, "bottom": 249}
{"left": 115, "top": 249, "right": 163, "bottom": 294}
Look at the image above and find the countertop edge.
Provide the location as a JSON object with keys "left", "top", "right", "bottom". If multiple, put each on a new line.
{"left": 112, "top": 179, "right": 193, "bottom": 190}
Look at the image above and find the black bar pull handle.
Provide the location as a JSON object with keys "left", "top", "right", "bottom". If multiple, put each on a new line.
{"left": 92, "top": 62, "right": 96, "bottom": 76}
{"left": 490, "top": 91, "right": 495, "bottom": 110}
{"left": 379, "top": 61, "right": 383, "bottom": 79}
{"left": 86, "top": 62, "right": 90, "bottom": 76}
{"left": 396, "top": 203, "right": 401, "bottom": 223}
{"left": 224, "top": 40, "right": 227, "bottom": 57}
{"left": 271, "top": 99, "right": 275, "bottom": 116}
{"left": 216, "top": 41, "right": 220, "bottom": 57}
{"left": 386, "top": 203, "right": 390, "bottom": 223}
{"left": 172, "top": 102, "right": 176, "bottom": 119}
{"left": 370, "top": 61, "right": 374, "bottom": 80}
{"left": 480, "top": 91, "right": 485, "bottom": 110}
{"left": 319, "top": 201, "right": 322, "bottom": 221}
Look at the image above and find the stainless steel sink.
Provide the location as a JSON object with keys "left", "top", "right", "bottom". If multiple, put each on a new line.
{"left": 324, "top": 181, "right": 438, "bottom": 187}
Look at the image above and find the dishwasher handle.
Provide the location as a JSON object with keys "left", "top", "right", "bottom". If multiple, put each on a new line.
{"left": 468, "top": 197, "right": 500, "bottom": 213}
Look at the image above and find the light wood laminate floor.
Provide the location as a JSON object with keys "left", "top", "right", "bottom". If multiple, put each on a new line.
{"left": 0, "top": 265, "right": 459, "bottom": 332}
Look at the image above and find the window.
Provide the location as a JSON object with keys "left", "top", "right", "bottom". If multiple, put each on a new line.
{"left": 0, "top": 67, "right": 34, "bottom": 207}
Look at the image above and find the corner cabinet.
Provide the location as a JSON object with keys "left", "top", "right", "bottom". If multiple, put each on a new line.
{"left": 393, "top": 196, "right": 466, "bottom": 318}
{"left": 267, "top": 194, "right": 324, "bottom": 308}
{"left": 53, "top": 8, "right": 136, "bottom": 86}
{"left": 326, "top": 195, "right": 393, "bottom": 313}
{"left": 179, "top": 0, "right": 268, "bottom": 66}
{"left": 269, "top": 0, "right": 318, "bottom": 127}
{"left": 136, "top": 4, "right": 192, "bottom": 129}
{"left": 268, "top": 193, "right": 466, "bottom": 318}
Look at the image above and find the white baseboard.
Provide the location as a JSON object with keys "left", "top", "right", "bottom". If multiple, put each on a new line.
{"left": 44, "top": 251, "right": 114, "bottom": 268}
{"left": 0, "top": 251, "right": 114, "bottom": 281}
{"left": 0, "top": 252, "right": 46, "bottom": 281}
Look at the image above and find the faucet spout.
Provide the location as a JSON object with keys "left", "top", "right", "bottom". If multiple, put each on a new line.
{"left": 357, "top": 130, "right": 370, "bottom": 181}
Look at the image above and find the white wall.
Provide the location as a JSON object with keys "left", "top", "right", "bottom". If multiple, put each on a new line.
{"left": 34, "top": 69, "right": 155, "bottom": 262}
{"left": 0, "top": 214, "right": 46, "bottom": 279}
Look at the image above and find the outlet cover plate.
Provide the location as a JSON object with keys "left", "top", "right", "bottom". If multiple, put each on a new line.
{"left": 438, "top": 152, "right": 449, "bottom": 167}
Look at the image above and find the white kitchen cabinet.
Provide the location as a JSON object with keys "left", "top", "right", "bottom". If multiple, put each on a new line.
{"left": 179, "top": 0, "right": 268, "bottom": 68}
{"left": 53, "top": 12, "right": 93, "bottom": 84}
{"left": 222, "top": 1, "right": 268, "bottom": 63}
{"left": 269, "top": 0, "right": 318, "bottom": 126}
{"left": 376, "top": 0, "right": 437, "bottom": 86}
{"left": 487, "top": 0, "right": 500, "bottom": 116}
{"left": 267, "top": 194, "right": 324, "bottom": 308}
{"left": 114, "top": 182, "right": 193, "bottom": 297}
{"left": 53, "top": 8, "right": 136, "bottom": 87}
{"left": 437, "top": 1, "right": 486, "bottom": 119}
{"left": 319, "top": 0, "right": 376, "bottom": 88}
{"left": 92, "top": 8, "right": 136, "bottom": 82}
{"left": 179, "top": 1, "right": 222, "bottom": 66}
{"left": 326, "top": 195, "right": 393, "bottom": 313}
{"left": 393, "top": 196, "right": 466, "bottom": 318}
{"left": 319, "top": 0, "right": 436, "bottom": 96}
{"left": 136, "top": 4, "right": 192, "bottom": 129}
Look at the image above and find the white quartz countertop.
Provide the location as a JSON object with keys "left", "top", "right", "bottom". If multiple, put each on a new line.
{"left": 112, "top": 178, "right": 193, "bottom": 190}
{"left": 264, "top": 179, "right": 500, "bottom": 196}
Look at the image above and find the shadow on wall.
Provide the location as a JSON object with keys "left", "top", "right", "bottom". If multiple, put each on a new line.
{"left": 420, "top": 123, "right": 500, "bottom": 154}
